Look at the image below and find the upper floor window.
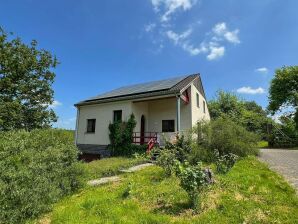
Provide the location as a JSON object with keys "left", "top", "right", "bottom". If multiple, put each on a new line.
{"left": 196, "top": 93, "right": 200, "bottom": 108}
{"left": 203, "top": 101, "right": 206, "bottom": 114}
{"left": 162, "top": 120, "right": 175, "bottom": 132}
{"left": 113, "top": 110, "right": 122, "bottom": 123}
{"left": 86, "top": 119, "right": 96, "bottom": 133}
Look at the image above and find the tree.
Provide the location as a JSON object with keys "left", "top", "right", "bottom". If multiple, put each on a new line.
{"left": 0, "top": 28, "right": 58, "bottom": 131}
{"left": 268, "top": 66, "right": 298, "bottom": 130}
{"left": 208, "top": 90, "right": 270, "bottom": 135}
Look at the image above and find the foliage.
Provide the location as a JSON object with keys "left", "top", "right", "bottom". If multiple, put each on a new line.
{"left": 108, "top": 114, "right": 137, "bottom": 156}
{"left": 164, "top": 135, "right": 192, "bottom": 162}
{"left": 208, "top": 90, "right": 270, "bottom": 137}
{"left": 268, "top": 66, "right": 298, "bottom": 130}
{"left": 174, "top": 160, "right": 212, "bottom": 209}
{"left": 156, "top": 148, "right": 177, "bottom": 176}
{"left": 0, "top": 28, "right": 58, "bottom": 131}
{"left": 46, "top": 157, "right": 298, "bottom": 224}
{"left": 0, "top": 129, "right": 83, "bottom": 224}
{"left": 214, "top": 149, "right": 238, "bottom": 174}
{"left": 194, "top": 117, "right": 259, "bottom": 158}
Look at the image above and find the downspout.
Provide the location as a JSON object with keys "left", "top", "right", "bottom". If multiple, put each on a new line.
{"left": 75, "top": 106, "right": 80, "bottom": 145}
{"left": 176, "top": 95, "right": 181, "bottom": 133}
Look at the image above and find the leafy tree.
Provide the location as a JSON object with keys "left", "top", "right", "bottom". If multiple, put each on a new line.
{"left": 0, "top": 28, "right": 58, "bottom": 131}
{"left": 268, "top": 66, "right": 298, "bottom": 130}
{"left": 208, "top": 90, "right": 270, "bottom": 135}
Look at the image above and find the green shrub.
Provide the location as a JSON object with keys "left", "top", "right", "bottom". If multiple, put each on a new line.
{"left": 108, "top": 114, "right": 137, "bottom": 156}
{"left": 174, "top": 161, "right": 211, "bottom": 210}
{"left": 193, "top": 117, "right": 259, "bottom": 158}
{"left": 210, "top": 117, "right": 259, "bottom": 156}
{"left": 156, "top": 148, "right": 176, "bottom": 176}
{"left": 214, "top": 150, "right": 238, "bottom": 174}
{"left": 164, "top": 135, "right": 192, "bottom": 162}
{"left": 0, "top": 129, "right": 83, "bottom": 224}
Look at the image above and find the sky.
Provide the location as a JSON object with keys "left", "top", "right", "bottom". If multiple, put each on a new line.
{"left": 1, "top": 0, "right": 297, "bottom": 129}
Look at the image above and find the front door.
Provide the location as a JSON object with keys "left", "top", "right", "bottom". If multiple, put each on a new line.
{"left": 140, "top": 115, "right": 145, "bottom": 145}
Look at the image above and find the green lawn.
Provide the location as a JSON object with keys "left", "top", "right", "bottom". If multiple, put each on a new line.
{"left": 39, "top": 156, "right": 298, "bottom": 224}
{"left": 82, "top": 157, "right": 147, "bottom": 180}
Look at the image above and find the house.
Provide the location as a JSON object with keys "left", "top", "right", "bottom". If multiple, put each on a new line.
{"left": 74, "top": 73, "right": 210, "bottom": 156}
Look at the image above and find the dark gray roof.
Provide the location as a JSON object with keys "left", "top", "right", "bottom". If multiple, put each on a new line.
{"left": 75, "top": 73, "right": 205, "bottom": 106}
{"left": 86, "top": 75, "right": 187, "bottom": 101}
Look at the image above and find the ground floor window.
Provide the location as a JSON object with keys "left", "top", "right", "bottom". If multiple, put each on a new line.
{"left": 162, "top": 120, "right": 175, "bottom": 132}
{"left": 113, "top": 110, "right": 122, "bottom": 122}
{"left": 86, "top": 119, "right": 96, "bottom": 133}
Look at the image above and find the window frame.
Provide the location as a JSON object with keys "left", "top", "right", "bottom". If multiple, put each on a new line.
{"left": 196, "top": 93, "right": 200, "bottom": 108}
{"left": 113, "top": 110, "right": 122, "bottom": 123}
{"left": 162, "top": 120, "right": 175, "bottom": 132}
{"left": 86, "top": 119, "right": 96, "bottom": 133}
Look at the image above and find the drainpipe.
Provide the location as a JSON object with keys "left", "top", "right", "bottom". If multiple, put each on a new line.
{"left": 75, "top": 107, "right": 80, "bottom": 145}
{"left": 176, "top": 95, "right": 181, "bottom": 133}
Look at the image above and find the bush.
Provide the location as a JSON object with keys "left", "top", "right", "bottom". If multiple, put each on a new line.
{"left": 108, "top": 114, "right": 137, "bottom": 156}
{"left": 174, "top": 161, "right": 211, "bottom": 210}
{"left": 0, "top": 129, "right": 84, "bottom": 224}
{"left": 210, "top": 117, "right": 259, "bottom": 156}
{"left": 214, "top": 150, "right": 238, "bottom": 174}
{"left": 193, "top": 117, "right": 259, "bottom": 159}
{"left": 164, "top": 135, "right": 192, "bottom": 162}
{"left": 156, "top": 148, "right": 176, "bottom": 176}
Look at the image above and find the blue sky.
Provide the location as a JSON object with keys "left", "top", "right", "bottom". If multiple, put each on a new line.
{"left": 1, "top": 0, "right": 297, "bottom": 129}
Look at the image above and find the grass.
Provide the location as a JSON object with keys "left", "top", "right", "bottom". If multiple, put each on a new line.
{"left": 257, "top": 140, "right": 269, "bottom": 148}
{"left": 82, "top": 156, "right": 147, "bottom": 180}
{"left": 39, "top": 156, "right": 298, "bottom": 224}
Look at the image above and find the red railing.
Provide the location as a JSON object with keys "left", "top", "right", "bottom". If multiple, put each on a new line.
{"left": 132, "top": 132, "right": 158, "bottom": 153}
{"left": 132, "top": 132, "right": 158, "bottom": 144}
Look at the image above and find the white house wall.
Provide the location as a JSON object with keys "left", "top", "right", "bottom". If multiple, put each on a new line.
{"left": 77, "top": 101, "right": 132, "bottom": 145}
{"left": 131, "top": 101, "right": 149, "bottom": 133}
{"left": 190, "top": 83, "right": 210, "bottom": 126}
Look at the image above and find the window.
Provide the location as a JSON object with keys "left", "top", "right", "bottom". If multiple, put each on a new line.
{"left": 86, "top": 119, "right": 96, "bottom": 133}
{"left": 203, "top": 101, "right": 206, "bottom": 114}
{"left": 113, "top": 110, "right": 122, "bottom": 122}
{"left": 196, "top": 93, "right": 200, "bottom": 108}
{"left": 162, "top": 120, "right": 175, "bottom": 132}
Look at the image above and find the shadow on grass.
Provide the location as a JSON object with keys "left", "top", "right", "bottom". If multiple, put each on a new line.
{"left": 153, "top": 200, "right": 192, "bottom": 215}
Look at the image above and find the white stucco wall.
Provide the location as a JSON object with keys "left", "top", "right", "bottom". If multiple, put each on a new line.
{"left": 76, "top": 81, "right": 210, "bottom": 146}
{"left": 190, "top": 83, "right": 210, "bottom": 126}
{"left": 77, "top": 101, "right": 132, "bottom": 145}
{"left": 131, "top": 101, "right": 149, "bottom": 133}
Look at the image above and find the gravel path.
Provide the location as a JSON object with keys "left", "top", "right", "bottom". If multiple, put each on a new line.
{"left": 259, "top": 148, "right": 298, "bottom": 190}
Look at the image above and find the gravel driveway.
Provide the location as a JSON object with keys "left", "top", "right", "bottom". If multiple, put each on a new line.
{"left": 259, "top": 148, "right": 298, "bottom": 190}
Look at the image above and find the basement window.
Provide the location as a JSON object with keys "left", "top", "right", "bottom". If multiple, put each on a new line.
{"left": 113, "top": 110, "right": 122, "bottom": 123}
{"left": 86, "top": 119, "right": 96, "bottom": 133}
{"left": 162, "top": 120, "right": 175, "bottom": 132}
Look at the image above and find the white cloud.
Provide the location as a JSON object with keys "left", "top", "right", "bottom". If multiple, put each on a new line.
{"left": 166, "top": 28, "right": 192, "bottom": 44}
{"left": 145, "top": 23, "right": 156, "bottom": 32}
{"left": 48, "top": 100, "right": 62, "bottom": 109}
{"left": 236, "top": 87, "right": 265, "bottom": 94}
{"left": 182, "top": 42, "right": 208, "bottom": 55}
{"left": 212, "top": 22, "right": 240, "bottom": 44}
{"left": 207, "top": 45, "right": 225, "bottom": 60}
{"left": 255, "top": 67, "right": 269, "bottom": 74}
{"left": 151, "top": 0, "right": 198, "bottom": 22}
